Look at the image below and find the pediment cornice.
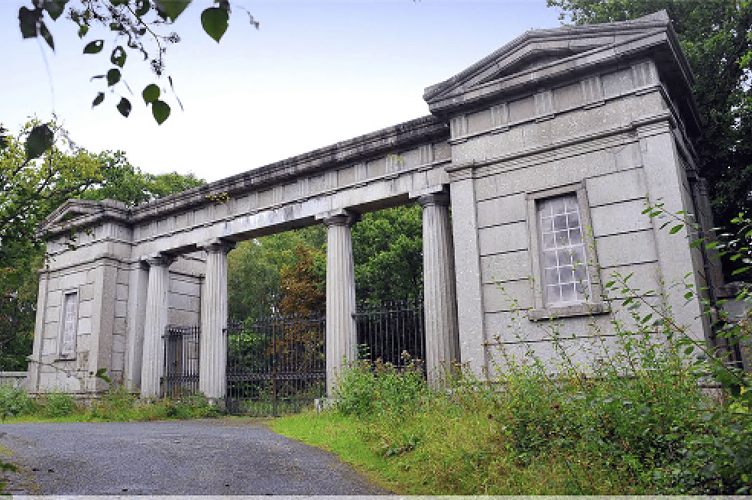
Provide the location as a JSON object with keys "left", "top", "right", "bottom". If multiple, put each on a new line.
{"left": 424, "top": 11, "right": 693, "bottom": 116}
{"left": 40, "top": 199, "right": 131, "bottom": 237}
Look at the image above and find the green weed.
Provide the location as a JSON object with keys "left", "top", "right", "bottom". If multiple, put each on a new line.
{"left": 0, "top": 384, "right": 37, "bottom": 420}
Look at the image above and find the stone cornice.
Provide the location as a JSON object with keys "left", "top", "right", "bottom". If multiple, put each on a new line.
{"left": 38, "top": 115, "right": 449, "bottom": 237}
{"left": 131, "top": 115, "right": 448, "bottom": 224}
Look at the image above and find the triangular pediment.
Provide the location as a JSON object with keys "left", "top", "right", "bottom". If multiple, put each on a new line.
{"left": 424, "top": 10, "right": 691, "bottom": 115}
{"left": 40, "top": 199, "right": 130, "bottom": 236}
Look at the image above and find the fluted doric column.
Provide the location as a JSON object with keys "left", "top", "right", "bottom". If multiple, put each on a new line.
{"left": 322, "top": 211, "right": 359, "bottom": 396}
{"left": 141, "top": 253, "right": 175, "bottom": 399}
{"left": 200, "top": 239, "right": 235, "bottom": 401}
{"left": 418, "top": 191, "right": 460, "bottom": 386}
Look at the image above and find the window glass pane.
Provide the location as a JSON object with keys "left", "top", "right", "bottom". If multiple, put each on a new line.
{"left": 553, "top": 214, "right": 568, "bottom": 231}
{"left": 538, "top": 193, "right": 591, "bottom": 307}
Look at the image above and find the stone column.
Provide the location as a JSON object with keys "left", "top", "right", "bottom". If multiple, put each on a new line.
{"left": 199, "top": 239, "right": 235, "bottom": 401}
{"left": 321, "top": 211, "right": 359, "bottom": 396}
{"left": 140, "top": 253, "right": 174, "bottom": 399}
{"left": 418, "top": 191, "right": 460, "bottom": 386}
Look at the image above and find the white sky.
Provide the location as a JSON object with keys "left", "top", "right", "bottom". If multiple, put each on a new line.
{"left": 1, "top": 0, "right": 564, "bottom": 182}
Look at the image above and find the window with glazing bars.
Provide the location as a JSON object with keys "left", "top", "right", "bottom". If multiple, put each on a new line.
{"left": 537, "top": 194, "right": 591, "bottom": 307}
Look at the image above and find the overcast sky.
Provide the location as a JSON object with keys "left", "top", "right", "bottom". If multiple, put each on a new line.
{"left": 1, "top": 1, "right": 564, "bottom": 182}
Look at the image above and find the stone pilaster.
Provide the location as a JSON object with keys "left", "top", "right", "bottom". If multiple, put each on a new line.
{"left": 140, "top": 253, "right": 174, "bottom": 399}
{"left": 199, "top": 239, "right": 235, "bottom": 401}
{"left": 321, "top": 211, "right": 360, "bottom": 396}
{"left": 418, "top": 191, "right": 460, "bottom": 386}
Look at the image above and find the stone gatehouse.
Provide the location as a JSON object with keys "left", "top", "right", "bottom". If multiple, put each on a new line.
{"left": 27, "top": 11, "right": 727, "bottom": 398}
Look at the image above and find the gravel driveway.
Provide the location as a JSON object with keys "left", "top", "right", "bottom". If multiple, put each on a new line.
{"left": 0, "top": 419, "right": 388, "bottom": 495}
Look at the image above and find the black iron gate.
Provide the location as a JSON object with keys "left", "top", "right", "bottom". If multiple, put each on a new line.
{"left": 162, "top": 301, "right": 425, "bottom": 413}
{"left": 354, "top": 298, "right": 426, "bottom": 369}
{"left": 225, "top": 314, "right": 326, "bottom": 415}
{"left": 163, "top": 325, "right": 200, "bottom": 397}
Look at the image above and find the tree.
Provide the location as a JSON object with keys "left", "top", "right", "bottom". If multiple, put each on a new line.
{"left": 546, "top": 0, "right": 752, "bottom": 277}
{"left": 81, "top": 150, "right": 203, "bottom": 206}
{"left": 278, "top": 245, "right": 325, "bottom": 317}
{"left": 18, "top": 0, "right": 258, "bottom": 125}
{"left": 352, "top": 204, "right": 423, "bottom": 304}
{"left": 227, "top": 226, "right": 325, "bottom": 322}
{"left": 0, "top": 121, "right": 101, "bottom": 256}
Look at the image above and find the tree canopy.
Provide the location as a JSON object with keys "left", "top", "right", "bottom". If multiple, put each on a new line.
{"left": 352, "top": 204, "right": 423, "bottom": 304}
{"left": 547, "top": 0, "right": 752, "bottom": 275}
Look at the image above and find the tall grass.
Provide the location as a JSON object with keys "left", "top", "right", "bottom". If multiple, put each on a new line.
{"left": 274, "top": 330, "right": 750, "bottom": 494}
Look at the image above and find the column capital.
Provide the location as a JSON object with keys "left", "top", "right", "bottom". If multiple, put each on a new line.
{"left": 417, "top": 191, "right": 450, "bottom": 209}
{"left": 319, "top": 209, "right": 361, "bottom": 228}
{"left": 200, "top": 238, "right": 237, "bottom": 254}
{"left": 143, "top": 253, "right": 175, "bottom": 268}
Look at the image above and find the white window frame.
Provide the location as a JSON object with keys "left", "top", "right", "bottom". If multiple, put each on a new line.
{"left": 526, "top": 183, "right": 607, "bottom": 321}
{"left": 58, "top": 289, "right": 79, "bottom": 360}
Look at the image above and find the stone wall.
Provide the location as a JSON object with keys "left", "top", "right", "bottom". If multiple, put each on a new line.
{"left": 0, "top": 372, "right": 28, "bottom": 389}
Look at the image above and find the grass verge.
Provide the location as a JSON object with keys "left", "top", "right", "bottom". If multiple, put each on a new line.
{"left": 271, "top": 350, "right": 752, "bottom": 495}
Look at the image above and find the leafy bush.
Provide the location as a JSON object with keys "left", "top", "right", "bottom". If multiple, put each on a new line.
{"left": 39, "top": 391, "right": 79, "bottom": 418}
{"left": 88, "top": 385, "right": 139, "bottom": 421}
{"left": 0, "top": 384, "right": 36, "bottom": 420}
{"left": 334, "top": 354, "right": 426, "bottom": 418}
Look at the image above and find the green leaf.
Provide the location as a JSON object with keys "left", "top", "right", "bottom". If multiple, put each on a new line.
{"left": 117, "top": 98, "right": 132, "bottom": 117}
{"left": 152, "top": 100, "right": 171, "bottom": 124}
{"left": 19, "top": 6, "right": 41, "bottom": 39}
{"left": 39, "top": 21, "right": 54, "bottom": 51}
{"left": 201, "top": 7, "right": 229, "bottom": 43}
{"left": 111, "top": 0, "right": 129, "bottom": 5}
{"left": 24, "top": 123, "right": 55, "bottom": 160}
{"left": 154, "top": 0, "right": 191, "bottom": 22}
{"left": 135, "top": 0, "right": 151, "bottom": 17}
{"left": 669, "top": 224, "right": 684, "bottom": 234}
{"left": 77, "top": 25, "right": 89, "bottom": 38}
{"left": 107, "top": 68, "right": 121, "bottom": 86}
{"left": 83, "top": 39, "right": 104, "bottom": 54}
{"left": 92, "top": 92, "right": 105, "bottom": 107}
{"left": 732, "top": 265, "right": 752, "bottom": 275}
{"left": 142, "top": 84, "right": 160, "bottom": 104}
{"left": 110, "top": 46, "right": 126, "bottom": 67}
{"left": 42, "top": 0, "right": 68, "bottom": 21}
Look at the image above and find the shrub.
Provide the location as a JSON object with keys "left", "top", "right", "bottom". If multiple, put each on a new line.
{"left": 39, "top": 391, "right": 78, "bottom": 418}
{"left": 334, "top": 355, "right": 426, "bottom": 419}
{"left": 0, "top": 384, "right": 36, "bottom": 420}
